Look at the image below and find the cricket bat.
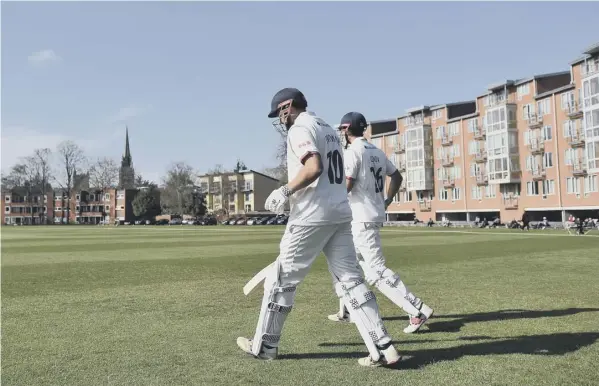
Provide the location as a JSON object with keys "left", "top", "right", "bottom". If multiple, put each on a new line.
{"left": 243, "top": 261, "right": 276, "bottom": 296}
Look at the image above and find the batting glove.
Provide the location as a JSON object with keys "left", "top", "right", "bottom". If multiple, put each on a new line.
{"left": 265, "top": 186, "right": 291, "bottom": 214}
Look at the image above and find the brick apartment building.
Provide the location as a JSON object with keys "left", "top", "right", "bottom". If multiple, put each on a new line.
{"left": 197, "top": 169, "right": 280, "bottom": 215}
{"left": 357, "top": 42, "right": 599, "bottom": 223}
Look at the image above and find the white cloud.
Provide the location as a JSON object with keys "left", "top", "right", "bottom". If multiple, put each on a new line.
{"left": 28, "top": 49, "right": 62, "bottom": 65}
{"left": 109, "top": 105, "right": 151, "bottom": 124}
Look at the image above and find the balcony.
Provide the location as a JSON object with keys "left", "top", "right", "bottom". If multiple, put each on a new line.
{"left": 526, "top": 114, "right": 543, "bottom": 129}
{"left": 474, "top": 150, "right": 487, "bottom": 163}
{"left": 531, "top": 167, "right": 546, "bottom": 181}
{"left": 399, "top": 185, "right": 406, "bottom": 192}
{"left": 210, "top": 187, "right": 221, "bottom": 195}
{"left": 441, "top": 134, "right": 453, "bottom": 146}
{"left": 567, "top": 131, "right": 586, "bottom": 148}
{"left": 528, "top": 138, "right": 545, "bottom": 155}
{"left": 241, "top": 185, "right": 254, "bottom": 192}
{"left": 394, "top": 143, "right": 405, "bottom": 153}
{"left": 571, "top": 159, "right": 588, "bottom": 176}
{"left": 398, "top": 161, "right": 406, "bottom": 172}
{"left": 567, "top": 101, "right": 583, "bottom": 119}
{"left": 503, "top": 195, "right": 519, "bottom": 210}
{"left": 473, "top": 125, "right": 486, "bottom": 139}
{"left": 475, "top": 173, "right": 488, "bottom": 186}
{"left": 442, "top": 155, "right": 454, "bottom": 167}
{"left": 443, "top": 178, "right": 455, "bottom": 188}
{"left": 419, "top": 200, "right": 432, "bottom": 212}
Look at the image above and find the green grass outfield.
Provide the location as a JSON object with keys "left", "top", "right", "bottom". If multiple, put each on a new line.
{"left": 2, "top": 226, "right": 599, "bottom": 386}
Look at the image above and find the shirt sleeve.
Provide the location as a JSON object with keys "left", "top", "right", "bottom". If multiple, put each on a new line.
{"left": 344, "top": 149, "right": 360, "bottom": 180}
{"left": 385, "top": 156, "right": 398, "bottom": 176}
{"left": 288, "top": 125, "right": 319, "bottom": 164}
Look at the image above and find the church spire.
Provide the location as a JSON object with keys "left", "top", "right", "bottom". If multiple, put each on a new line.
{"left": 124, "top": 126, "right": 131, "bottom": 161}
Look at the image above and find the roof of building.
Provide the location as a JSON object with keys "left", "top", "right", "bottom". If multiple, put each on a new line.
{"left": 198, "top": 169, "right": 279, "bottom": 182}
{"left": 570, "top": 42, "right": 599, "bottom": 65}
{"left": 513, "top": 71, "right": 570, "bottom": 86}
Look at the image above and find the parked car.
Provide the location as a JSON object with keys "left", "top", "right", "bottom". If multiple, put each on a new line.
{"left": 236, "top": 218, "right": 247, "bottom": 225}
{"left": 258, "top": 217, "right": 270, "bottom": 225}
{"left": 201, "top": 216, "right": 217, "bottom": 225}
{"left": 276, "top": 215, "right": 288, "bottom": 225}
{"left": 169, "top": 218, "right": 182, "bottom": 225}
{"left": 221, "top": 219, "right": 230, "bottom": 225}
{"left": 247, "top": 217, "right": 261, "bottom": 225}
{"left": 228, "top": 218, "right": 239, "bottom": 225}
{"left": 156, "top": 219, "right": 169, "bottom": 225}
{"left": 266, "top": 216, "right": 279, "bottom": 225}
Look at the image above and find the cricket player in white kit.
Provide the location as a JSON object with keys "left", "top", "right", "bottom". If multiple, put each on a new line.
{"left": 327, "top": 112, "right": 434, "bottom": 333}
{"left": 237, "top": 89, "right": 401, "bottom": 367}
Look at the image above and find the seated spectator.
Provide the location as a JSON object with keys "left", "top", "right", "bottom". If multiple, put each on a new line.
{"left": 427, "top": 218, "right": 434, "bottom": 227}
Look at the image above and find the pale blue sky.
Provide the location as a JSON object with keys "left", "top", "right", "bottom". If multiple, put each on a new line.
{"left": 2, "top": 1, "right": 598, "bottom": 183}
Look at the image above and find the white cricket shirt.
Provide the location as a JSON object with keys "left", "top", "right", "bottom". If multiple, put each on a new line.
{"left": 286, "top": 111, "right": 353, "bottom": 226}
{"left": 344, "top": 138, "right": 397, "bottom": 223}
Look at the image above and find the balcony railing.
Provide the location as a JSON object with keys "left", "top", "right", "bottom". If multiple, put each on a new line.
{"left": 503, "top": 195, "right": 519, "bottom": 210}
{"left": 419, "top": 200, "right": 432, "bottom": 212}
{"left": 398, "top": 161, "right": 406, "bottom": 172}
{"left": 474, "top": 150, "right": 487, "bottom": 163}
{"left": 526, "top": 113, "right": 543, "bottom": 129}
{"left": 528, "top": 138, "right": 545, "bottom": 154}
{"left": 475, "top": 173, "right": 488, "bottom": 185}
{"left": 567, "top": 130, "right": 586, "bottom": 147}
{"left": 571, "top": 159, "right": 588, "bottom": 176}
{"left": 531, "top": 167, "right": 546, "bottom": 181}
{"left": 473, "top": 125, "right": 486, "bottom": 139}
{"left": 567, "top": 101, "right": 583, "bottom": 118}
{"left": 443, "top": 178, "right": 455, "bottom": 188}
{"left": 394, "top": 142, "right": 405, "bottom": 153}
{"left": 442, "top": 155, "right": 454, "bottom": 166}
{"left": 441, "top": 134, "right": 453, "bottom": 146}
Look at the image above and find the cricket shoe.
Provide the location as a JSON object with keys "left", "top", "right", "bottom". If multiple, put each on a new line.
{"left": 403, "top": 303, "right": 434, "bottom": 334}
{"left": 236, "top": 337, "right": 278, "bottom": 360}
{"left": 358, "top": 343, "right": 401, "bottom": 367}
{"left": 327, "top": 311, "right": 354, "bottom": 323}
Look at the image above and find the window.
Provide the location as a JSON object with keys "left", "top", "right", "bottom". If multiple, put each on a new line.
{"left": 448, "top": 122, "right": 460, "bottom": 136}
{"left": 435, "top": 126, "right": 445, "bottom": 139}
{"left": 76, "top": 194, "right": 81, "bottom": 201}
{"left": 244, "top": 192, "right": 250, "bottom": 201}
{"left": 584, "top": 175, "right": 598, "bottom": 194}
{"left": 117, "top": 193, "right": 125, "bottom": 199}
{"left": 453, "top": 144, "right": 460, "bottom": 157}
{"left": 564, "top": 149, "right": 574, "bottom": 165}
{"left": 527, "top": 181, "right": 539, "bottom": 196}
{"left": 439, "top": 189, "right": 448, "bottom": 201}
{"left": 432, "top": 110, "right": 442, "bottom": 120}
{"left": 452, "top": 188, "right": 461, "bottom": 201}
{"left": 542, "top": 180, "right": 555, "bottom": 196}
{"left": 522, "top": 104, "right": 535, "bottom": 119}
{"left": 561, "top": 91, "right": 574, "bottom": 110}
{"left": 542, "top": 126, "right": 552, "bottom": 141}
{"left": 537, "top": 99, "right": 551, "bottom": 116}
{"left": 4, "top": 206, "right": 9, "bottom": 213}
{"left": 244, "top": 181, "right": 253, "bottom": 191}
{"left": 582, "top": 76, "right": 599, "bottom": 108}
{"left": 404, "top": 191, "right": 412, "bottom": 202}
{"left": 517, "top": 83, "right": 530, "bottom": 100}
{"left": 485, "top": 185, "right": 496, "bottom": 198}
{"left": 563, "top": 120, "right": 575, "bottom": 138}
{"left": 543, "top": 153, "right": 553, "bottom": 168}
{"left": 471, "top": 186, "right": 482, "bottom": 200}
{"left": 105, "top": 205, "right": 110, "bottom": 211}
{"left": 370, "top": 137, "right": 383, "bottom": 149}
{"left": 566, "top": 177, "right": 580, "bottom": 194}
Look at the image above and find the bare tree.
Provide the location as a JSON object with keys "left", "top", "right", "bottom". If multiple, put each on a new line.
{"left": 54, "top": 141, "right": 86, "bottom": 224}
{"left": 31, "top": 148, "right": 53, "bottom": 223}
{"left": 206, "top": 164, "right": 225, "bottom": 175}
{"left": 160, "top": 162, "right": 199, "bottom": 215}
{"left": 2, "top": 163, "right": 29, "bottom": 189}
{"left": 89, "top": 156, "right": 119, "bottom": 192}
{"left": 23, "top": 156, "right": 41, "bottom": 224}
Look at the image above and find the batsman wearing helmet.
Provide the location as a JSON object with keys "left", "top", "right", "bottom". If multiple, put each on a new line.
{"left": 237, "top": 88, "right": 401, "bottom": 367}
{"left": 328, "top": 112, "right": 434, "bottom": 334}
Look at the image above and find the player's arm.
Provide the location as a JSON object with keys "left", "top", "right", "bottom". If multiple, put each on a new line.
{"left": 286, "top": 126, "right": 323, "bottom": 194}
{"left": 384, "top": 157, "right": 402, "bottom": 207}
{"left": 344, "top": 150, "right": 359, "bottom": 193}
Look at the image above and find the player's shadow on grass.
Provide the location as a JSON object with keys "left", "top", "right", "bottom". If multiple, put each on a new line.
{"left": 280, "top": 332, "right": 599, "bottom": 369}
{"left": 383, "top": 308, "right": 599, "bottom": 333}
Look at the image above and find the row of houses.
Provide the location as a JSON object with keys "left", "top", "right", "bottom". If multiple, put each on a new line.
{"left": 343, "top": 42, "right": 599, "bottom": 223}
